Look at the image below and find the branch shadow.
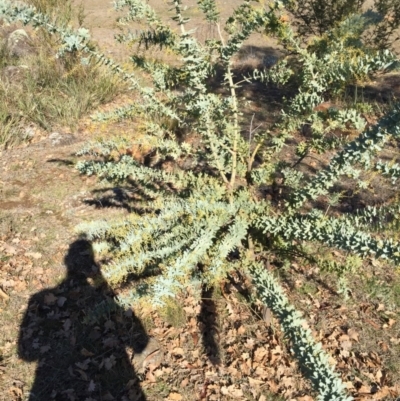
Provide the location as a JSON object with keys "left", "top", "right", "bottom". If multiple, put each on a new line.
{"left": 198, "top": 286, "right": 221, "bottom": 366}
{"left": 208, "top": 45, "right": 292, "bottom": 116}
{"left": 46, "top": 158, "right": 75, "bottom": 166}
{"left": 83, "top": 174, "right": 182, "bottom": 213}
{"left": 83, "top": 186, "right": 149, "bottom": 212}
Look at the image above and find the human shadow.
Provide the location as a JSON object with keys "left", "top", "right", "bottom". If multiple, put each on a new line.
{"left": 18, "top": 239, "right": 148, "bottom": 401}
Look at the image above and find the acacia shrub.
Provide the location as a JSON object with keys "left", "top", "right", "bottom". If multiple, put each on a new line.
{"left": 2, "top": 0, "right": 400, "bottom": 399}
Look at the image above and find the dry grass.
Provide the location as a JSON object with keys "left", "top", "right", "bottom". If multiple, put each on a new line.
{"left": 0, "top": 46, "right": 124, "bottom": 147}
{"left": 0, "top": 0, "right": 124, "bottom": 148}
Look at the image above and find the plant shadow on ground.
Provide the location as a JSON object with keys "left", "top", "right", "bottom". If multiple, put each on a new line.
{"left": 71, "top": 181, "right": 228, "bottom": 368}
{"left": 46, "top": 158, "right": 75, "bottom": 166}
{"left": 84, "top": 186, "right": 157, "bottom": 213}
{"left": 82, "top": 173, "right": 184, "bottom": 213}
{"left": 18, "top": 238, "right": 148, "bottom": 401}
{"left": 198, "top": 286, "right": 221, "bottom": 366}
{"left": 210, "top": 45, "right": 290, "bottom": 122}
{"left": 358, "top": 74, "right": 400, "bottom": 104}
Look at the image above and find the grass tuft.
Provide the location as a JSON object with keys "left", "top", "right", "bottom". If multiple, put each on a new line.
{"left": 0, "top": 0, "right": 123, "bottom": 148}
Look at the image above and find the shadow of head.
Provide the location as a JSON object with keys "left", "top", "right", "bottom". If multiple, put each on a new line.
{"left": 63, "top": 238, "right": 100, "bottom": 279}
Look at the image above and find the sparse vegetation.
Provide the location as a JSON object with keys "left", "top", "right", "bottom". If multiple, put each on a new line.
{"left": 0, "top": 0, "right": 122, "bottom": 148}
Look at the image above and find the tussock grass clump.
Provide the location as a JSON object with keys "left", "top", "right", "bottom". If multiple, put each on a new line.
{"left": 0, "top": 46, "right": 123, "bottom": 147}
{"left": 0, "top": 0, "right": 122, "bottom": 148}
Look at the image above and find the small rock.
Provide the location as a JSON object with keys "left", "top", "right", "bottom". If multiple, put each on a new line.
{"left": 49, "top": 132, "right": 63, "bottom": 145}
{"left": 6, "top": 29, "right": 35, "bottom": 58}
{"left": 23, "top": 124, "right": 37, "bottom": 140}
{"left": 48, "top": 132, "right": 76, "bottom": 146}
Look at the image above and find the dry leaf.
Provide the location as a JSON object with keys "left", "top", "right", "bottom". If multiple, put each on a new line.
{"left": 44, "top": 293, "right": 57, "bottom": 305}
{"left": 75, "top": 359, "right": 90, "bottom": 370}
{"left": 358, "top": 385, "right": 371, "bottom": 394}
{"left": 347, "top": 328, "right": 359, "bottom": 342}
{"left": 0, "top": 279, "right": 15, "bottom": 288}
{"left": 88, "top": 380, "right": 96, "bottom": 392}
{"left": 63, "top": 319, "right": 72, "bottom": 331}
{"left": 378, "top": 341, "right": 389, "bottom": 352}
{"left": 373, "top": 386, "right": 391, "bottom": 400}
{"left": 221, "top": 386, "right": 243, "bottom": 398}
{"left": 0, "top": 288, "right": 9, "bottom": 301}
{"left": 142, "top": 349, "right": 162, "bottom": 370}
{"left": 230, "top": 388, "right": 243, "bottom": 398}
{"left": 262, "top": 306, "right": 272, "bottom": 325}
{"left": 26, "top": 252, "right": 42, "bottom": 259}
{"left": 146, "top": 370, "right": 157, "bottom": 383}
{"left": 237, "top": 326, "right": 246, "bottom": 335}
{"left": 266, "top": 380, "right": 278, "bottom": 393}
{"left": 168, "top": 392, "right": 183, "bottom": 400}
{"left": 248, "top": 377, "right": 264, "bottom": 386}
{"left": 340, "top": 340, "right": 352, "bottom": 351}
{"left": 183, "top": 306, "right": 195, "bottom": 314}
{"left": 279, "top": 14, "right": 289, "bottom": 23}
{"left": 14, "top": 280, "right": 27, "bottom": 292}
{"left": 3, "top": 244, "right": 16, "bottom": 255}
{"left": 281, "top": 376, "right": 295, "bottom": 388}
{"left": 104, "top": 355, "right": 116, "bottom": 370}
{"left": 254, "top": 347, "right": 268, "bottom": 363}
{"left": 376, "top": 369, "right": 383, "bottom": 383}
{"left": 103, "top": 336, "right": 118, "bottom": 348}
{"left": 57, "top": 296, "right": 67, "bottom": 307}
{"left": 172, "top": 347, "right": 184, "bottom": 356}
{"left": 385, "top": 310, "right": 396, "bottom": 316}
{"left": 40, "top": 345, "right": 51, "bottom": 354}
{"left": 245, "top": 338, "right": 255, "bottom": 349}
{"left": 76, "top": 369, "right": 88, "bottom": 381}
{"left": 81, "top": 348, "right": 94, "bottom": 357}
{"left": 366, "top": 319, "right": 380, "bottom": 329}
{"left": 104, "top": 320, "right": 115, "bottom": 331}
{"left": 9, "top": 386, "right": 23, "bottom": 398}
